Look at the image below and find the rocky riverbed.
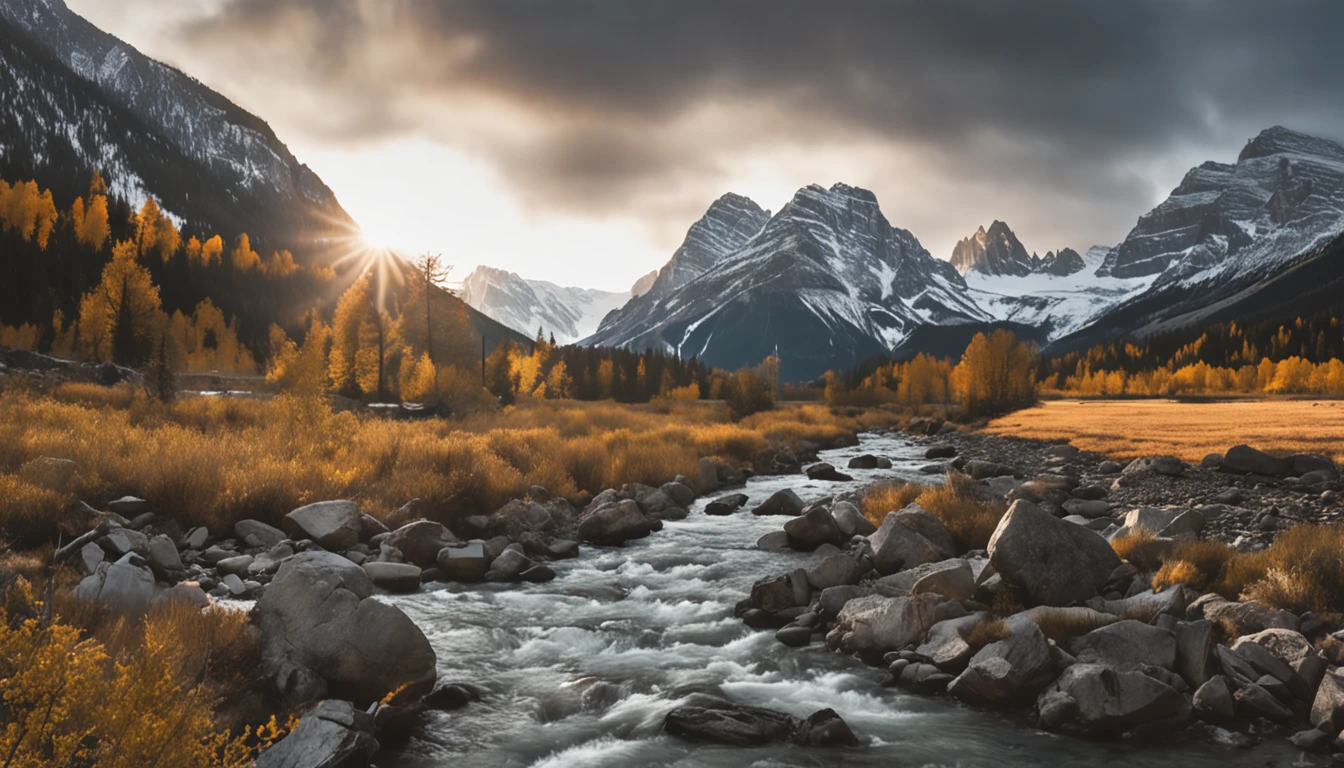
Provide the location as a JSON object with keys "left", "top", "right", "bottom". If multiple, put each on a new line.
{"left": 30, "top": 418, "right": 1344, "bottom": 766}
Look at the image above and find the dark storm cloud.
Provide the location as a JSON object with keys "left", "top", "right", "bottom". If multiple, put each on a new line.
{"left": 183, "top": 0, "right": 1344, "bottom": 249}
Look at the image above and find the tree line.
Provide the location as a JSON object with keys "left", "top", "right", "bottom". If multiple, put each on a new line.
{"left": 822, "top": 329, "right": 1039, "bottom": 418}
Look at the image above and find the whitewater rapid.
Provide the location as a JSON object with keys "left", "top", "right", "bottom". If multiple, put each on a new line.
{"left": 380, "top": 433, "right": 1305, "bottom": 767}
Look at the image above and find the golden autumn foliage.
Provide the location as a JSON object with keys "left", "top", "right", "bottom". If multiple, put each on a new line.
{"left": 133, "top": 197, "right": 182, "bottom": 262}
{"left": 76, "top": 239, "right": 164, "bottom": 365}
{"left": 861, "top": 474, "right": 1005, "bottom": 552}
{"left": 0, "top": 179, "right": 59, "bottom": 249}
{"left": 0, "top": 581, "right": 283, "bottom": 768}
{"left": 827, "top": 330, "right": 1037, "bottom": 418}
{"left": 0, "top": 393, "right": 893, "bottom": 533}
{"left": 229, "top": 233, "right": 261, "bottom": 272}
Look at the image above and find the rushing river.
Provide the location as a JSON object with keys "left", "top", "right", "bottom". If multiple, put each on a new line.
{"left": 381, "top": 433, "right": 1308, "bottom": 767}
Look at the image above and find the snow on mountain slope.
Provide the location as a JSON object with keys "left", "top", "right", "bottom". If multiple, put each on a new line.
{"left": 965, "top": 260, "right": 1152, "bottom": 339}
{"left": 460, "top": 266, "right": 630, "bottom": 344}
{"left": 584, "top": 183, "right": 990, "bottom": 380}
{"left": 0, "top": 0, "right": 350, "bottom": 241}
{"left": 1057, "top": 126, "right": 1344, "bottom": 351}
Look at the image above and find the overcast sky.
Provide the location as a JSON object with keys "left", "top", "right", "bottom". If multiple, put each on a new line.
{"left": 68, "top": 0, "right": 1344, "bottom": 292}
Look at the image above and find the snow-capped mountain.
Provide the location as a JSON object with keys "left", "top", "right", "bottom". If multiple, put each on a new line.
{"left": 1057, "top": 126, "right": 1344, "bottom": 350}
{"left": 0, "top": 0, "right": 351, "bottom": 243}
{"left": 965, "top": 245, "right": 1153, "bottom": 340}
{"left": 459, "top": 266, "right": 634, "bottom": 344}
{"left": 584, "top": 183, "right": 990, "bottom": 380}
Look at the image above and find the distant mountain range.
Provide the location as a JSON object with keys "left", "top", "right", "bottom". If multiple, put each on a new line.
{"left": 572, "top": 127, "right": 1344, "bottom": 379}
{"left": 459, "top": 267, "right": 645, "bottom": 345}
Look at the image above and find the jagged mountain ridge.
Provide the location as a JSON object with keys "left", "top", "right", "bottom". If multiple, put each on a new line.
{"left": 0, "top": 0, "right": 352, "bottom": 245}
{"left": 1057, "top": 126, "right": 1344, "bottom": 351}
{"left": 459, "top": 266, "right": 634, "bottom": 345}
{"left": 584, "top": 183, "right": 990, "bottom": 380}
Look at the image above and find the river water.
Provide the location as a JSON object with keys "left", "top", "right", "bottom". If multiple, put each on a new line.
{"left": 381, "top": 433, "right": 1308, "bottom": 767}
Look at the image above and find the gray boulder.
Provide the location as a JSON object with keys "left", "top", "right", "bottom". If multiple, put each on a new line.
{"left": 1174, "top": 620, "right": 1217, "bottom": 689}
{"left": 966, "top": 460, "right": 1015, "bottom": 479}
{"left": 689, "top": 458, "right": 721, "bottom": 495}
{"left": 891, "top": 505, "right": 957, "bottom": 559}
{"left": 145, "top": 534, "right": 183, "bottom": 576}
{"left": 663, "top": 701, "right": 796, "bottom": 746}
{"left": 72, "top": 559, "right": 157, "bottom": 616}
{"left": 253, "top": 551, "right": 436, "bottom": 704}
{"left": 283, "top": 500, "right": 364, "bottom": 551}
{"left": 916, "top": 612, "right": 990, "bottom": 670}
{"left": 661, "top": 481, "right": 696, "bottom": 508}
{"left": 579, "top": 499, "right": 654, "bottom": 545}
{"left": 947, "top": 619, "right": 1055, "bottom": 707}
{"left": 1038, "top": 663, "right": 1189, "bottom": 734}
{"left": 235, "top": 519, "right": 287, "bottom": 550}
{"left": 752, "top": 489, "right": 806, "bottom": 516}
{"left": 1068, "top": 620, "right": 1176, "bottom": 671}
{"left": 436, "top": 543, "right": 487, "bottom": 582}
{"left": 1235, "top": 682, "right": 1294, "bottom": 722}
{"left": 486, "top": 548, "right": 534, "bottom": 581}
{"left": 1192, "top": 675, "right": 1235, "bottom": 721}
{"left": 988, "top": 500, "right": 1119, "bottom": 606}
{"left": 784, "top": 507, "right": 844, "bottom": 549}
{"left": 910, "top": 560, "right": 976, "bottom": 601}
{"left": 830, "top": 501, "right": 876, "bottom": 537}
{"left": 362, "top": 562, "right": 422, "bottom": 593}
{"left": 1311, "top": 668, "right": 1344, "bottom": 732}
{"left": 107, "top": 495, "right": 148, "bottom": 515}
{"left": 876, "top": 558, "right": 970, "bottom": 597}
{"left": 255, "top": 700, "right": 378, "bottom": 768}
{"left": 705, "top": 493, "right": 749, "bottom": 516}
{"left": 805, "top": 462, "right": 853, "bottom": 482}
{"left": 1222, "top": 445, "right": 1294, "bottom": 476}
{"left": 806, "top": 553, "right": 869, "bottom": 590}
{"left": 99, "top": 528, "right": 149, "bottom": 557}
{"left": 867, "top": 513, "right": 942, "bottom": 576}
{"left": 1061, "top": 499, "right": 1112, "bottom": 519}
{"left": 827, "top": 593, "right": 965, "bottom": 656}
{"left": 383, "top": 520, "right": 460, "bottom": 567}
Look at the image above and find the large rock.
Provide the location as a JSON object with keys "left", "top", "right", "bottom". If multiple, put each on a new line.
{"left": 436, "top": 543, "right": 487, "bottom": 582}
{"left": 622, "top": 483, "right": 687, "bottom": 521}
{"left": 917, "top": 612, "right": 990, "bottom": 670}
{"left": 145, "top": 534, "right": 183, "bottom": 577}
{"left": 910, "top": 560, "right": 976, "bottom": 601}
{"left": 947, "top": 619, "right": 1055, "bottom": 707}
{"left": 283, "top": 500, "right": 365, "bottom": 552}
{"left": 236, "top": 519, "right": 288, "bottom": 549}
{"left": 792, "top": 708, "right": 861, "bottom": 747}
{"left": 1122, "top": 507, "right": 1203, "bottom": 537}
{"left": 828, "top": 593, "right": 965, "bottom": 657}
{"left": 876, "top": 558, "right": 969, "bottom": 597}
{"left": 99, "top": 528, "right": 149, "bottom": 557}
{"left": 784, "top": 507, "right": 844, "bottom": 549}
{"left": 752, "top": 489, "right": 806, "bottom": 517}
{"left": 361, "top": 562, "right": 422, "bottom": 593}
{"left": 805, "top": 462, "right": 853, "bottom": 482}
{"left": 578, "top": 499, "right": 654, "bottom": 545}
{"left": 255, "top": 699, "right": 378, "bottom": 768}
{"left": 1222, "top": 445, "right": 1294, "bottom": 477}
{"left": 1174, "top": 620, "right": 1217, "bottom": 689}
{"left": 830, "top": 501, "right": 876, "bottom": 537}
{"left": 689, "top": 458, "right": 721, "bottom": 495}
{"left": 966, "top": 460, "right": 1015, "bottom": 480}
{"left": 867, "top": 512, "right": 943, "bottom": 576}
{"left": 891, "top": 505, "right": 956, "bottom": 559}
{"left": 1311, "top": 669, "right": 1344, "bottom": 732}
{"left": 253, "top": 551, "right": 437, "bottom": 705}
{"left": 72, "top": 559, "right": 157, "bottom": 616}
{"left": 806, "top": 553, "right": 869, "bottom": 590}
{"left": 1192, "top": 675, "right": 1236, "bottom": 721}
{"left": 987, "top": 500, "right": 1120, "bottom": 606}
{"left": 1068, "top": 620, "right": 1176, "bottom": 671}
{"left": 1038, "top": 664, "right": 1190, "bottom": 735}
{"left": 383, "top": 520, "right": 460, "bottom": 567}
{"left": 704, "top": 493, "right": 748, "bottom": 516}
{"left": 663, "top": 701, "right": 797, "bottom": 746}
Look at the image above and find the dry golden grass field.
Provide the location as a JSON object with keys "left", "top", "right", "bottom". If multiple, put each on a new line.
{"left": 987, "top": 398, "right": 1344, "bottom": 464}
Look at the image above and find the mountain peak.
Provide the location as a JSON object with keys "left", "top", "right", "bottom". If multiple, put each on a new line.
{"left": 1237, "top": 125, "right": 1344, "bottom": 164}
{"left": 951, "top": 220, "right": 1033, "bottom": 277}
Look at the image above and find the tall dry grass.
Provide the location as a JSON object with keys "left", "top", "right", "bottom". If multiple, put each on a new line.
{"left": 861, "top": 474, "right": 1005, "bottom": 552}
{"left": 0, "top": 391, "right": 895, "bottom": 537}
{"left": 986, "top": 399, "right": 1344, "bottom": 465}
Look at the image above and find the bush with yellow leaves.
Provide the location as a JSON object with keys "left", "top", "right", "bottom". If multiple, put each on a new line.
{"left": 0, "top": 579, "right": 287, "bottom": 768}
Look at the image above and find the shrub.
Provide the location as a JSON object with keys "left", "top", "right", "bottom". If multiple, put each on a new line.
{"left": 1239, "top": 525, "right": 1344, "bottom": 614}
{"left": 1, "top": 579, "right": 282, "bottom": 767}
{"left": 1151, "top": 539, "right": 1238, "bottom": 592}
{"left": 0, "top": 473, "right": 71, "bottom": 545}
{"left": 861, "top": 475, "right": 1004, "bottom": 552}
{"left": 1110, "top": 529, "right": 1167, "bottom": 572}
